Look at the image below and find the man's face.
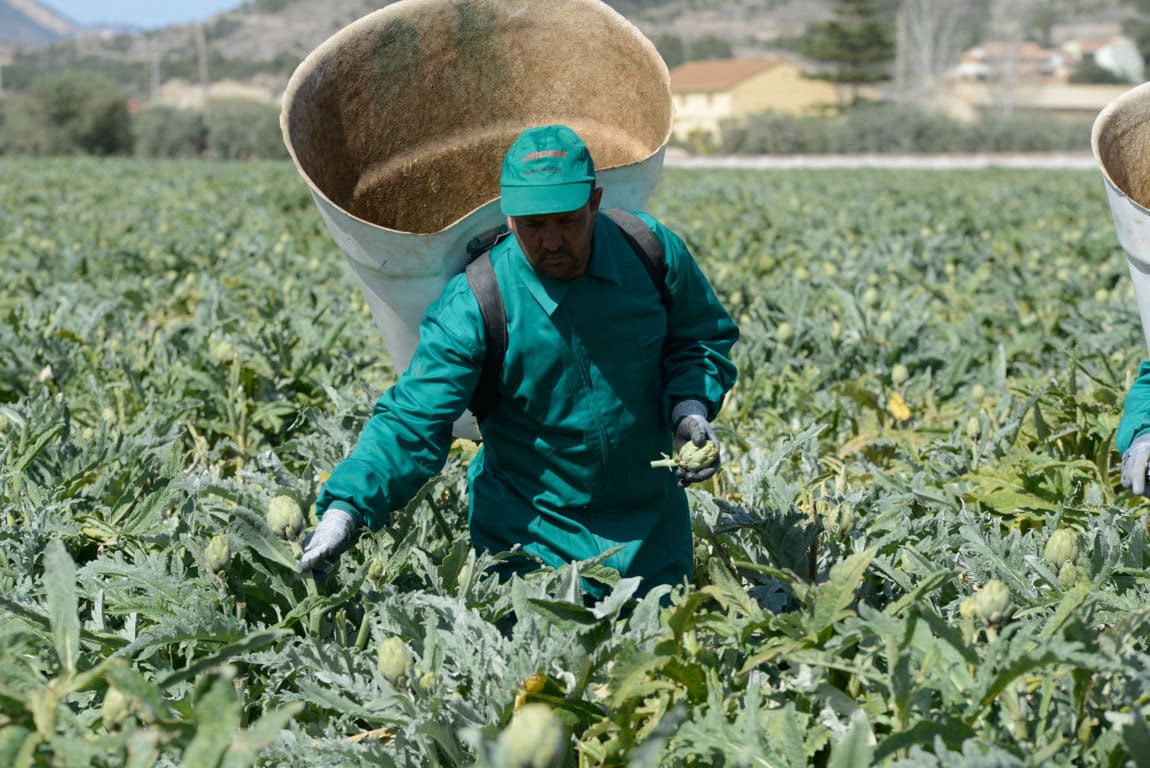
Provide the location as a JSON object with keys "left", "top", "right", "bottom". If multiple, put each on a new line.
{"left": 508, "top": 187, "right": 603, "bottom": 281}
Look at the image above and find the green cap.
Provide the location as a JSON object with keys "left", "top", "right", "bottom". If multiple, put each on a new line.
{"left": 499, "top": 125, "right": 596, "bottom": 216}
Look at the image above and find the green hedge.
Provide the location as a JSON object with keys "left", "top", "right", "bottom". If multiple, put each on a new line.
{"left": 0, "top": 73, "right": 287, "bottom": 160}
{"left": 713, "top": 102, "right": 1094, "bottom": 155}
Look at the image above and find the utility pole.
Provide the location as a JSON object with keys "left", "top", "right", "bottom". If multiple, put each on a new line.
{"left": 148, "top": 38, "right": 160, "bottom": 103}
{"left": 196, "top": 23, "right": 212, "bottom": 137}
{"left": 895, "top": 0, "right": 907, "bottom": 101}
{"left": 992, "top": 0, "right": 1029, "bottom": 119}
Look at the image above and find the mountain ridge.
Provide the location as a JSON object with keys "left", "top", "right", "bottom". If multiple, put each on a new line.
{"left": 0, "top": 0, "right": 824, "bottom": 62}
{"left": 0, "top": 0, "right": 1135, "bottom": 99}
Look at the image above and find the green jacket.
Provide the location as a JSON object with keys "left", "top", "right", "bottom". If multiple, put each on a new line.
{"left": 1117, "top": 360, "right": 1150, "bottom": 453}
{"left": 316, "top": 211, "right": 739, "bottom": 595}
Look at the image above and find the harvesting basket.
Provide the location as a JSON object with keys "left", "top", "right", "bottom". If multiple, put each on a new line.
{"left": 1093, "top": 80, "right": 1150, "bottom": 355}
{"left": 280, "top": 0, "right": 673, "bottom": 439}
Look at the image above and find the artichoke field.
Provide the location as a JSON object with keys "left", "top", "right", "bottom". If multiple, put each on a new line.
{"left": 2, "top": 157, "right": 1149, "bottom": 767}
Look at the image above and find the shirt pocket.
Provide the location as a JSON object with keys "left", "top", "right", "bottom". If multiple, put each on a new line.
{"left": 631, "top": 326, "right": 665, "bottom": 370}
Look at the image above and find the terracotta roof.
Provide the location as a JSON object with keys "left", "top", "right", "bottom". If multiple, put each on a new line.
{"left": 669, "top": 58, "right": 783, "bottom": 93}
{"left": 963, "top": 41, "right": 1060, "bottom": 63}
{"left": 1077, "top": 36, "right": 1122, "bottom": 54}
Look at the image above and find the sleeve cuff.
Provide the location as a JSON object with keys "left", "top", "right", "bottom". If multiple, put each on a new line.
{"left": 671, "top": 399, "right": 708, "bottom": 424}
{"left": 319, "top": 501, "right": 364, "bottom": 530}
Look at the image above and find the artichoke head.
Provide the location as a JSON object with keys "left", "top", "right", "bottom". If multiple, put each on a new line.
{"left": 1058, "top": 561, "right": 1083, "bottom": 588}
{"left": 377, "top": 636, "right": 414, "bottom": 687}
{"left": 205, "top": 533, "right": 231, "bottom": 575}
{"left": 971, "top": 579, "right": 1012, "bottom": 625}
{"left": 496, "top": 703, "right": 568, "bottom": 768}
{"left": 102, "top": 687, "right": 132, "bottom": 730}
{"left": 1043, "top": 527, "right": 1080, "bottom": 571}
{"left": 267, "top": 494, "right": 305, "bottom": 541}
{"left": 678, "top": 440, "right": 718, "bottom": 471}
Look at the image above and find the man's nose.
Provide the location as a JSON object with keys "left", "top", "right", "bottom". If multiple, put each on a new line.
{"left": 541, "top": 222, "right": 564, "bottom": 250}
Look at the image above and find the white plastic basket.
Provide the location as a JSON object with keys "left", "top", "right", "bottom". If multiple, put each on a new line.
{"left": 1093, "top": 80, "right": 1150, "bottom": 355}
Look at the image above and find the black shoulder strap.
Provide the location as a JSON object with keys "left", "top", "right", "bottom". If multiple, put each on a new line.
{"left": 465, "top": 249, "right": 506, "bottom": 424}
{"left": 604, "top": 208, "right": 670, "bottom": 309}
{"left": 464, "top": 210, "right": 668, "bottom": 426}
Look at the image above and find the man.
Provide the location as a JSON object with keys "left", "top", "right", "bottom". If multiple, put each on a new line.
{"left": 297, "top": 124, "right": 739, "bottom": 598}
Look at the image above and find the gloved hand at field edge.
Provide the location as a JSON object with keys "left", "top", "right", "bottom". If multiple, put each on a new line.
{"left": 298, "top": 508, "right": 357, "bottom": 575}
{"left": 671, "top": 399, "right": 721, "bottom": 488}
{"left": 1121, "top": 433, "right": 1150, "bottom": 496}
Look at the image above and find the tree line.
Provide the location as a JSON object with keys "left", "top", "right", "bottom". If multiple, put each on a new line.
{"left": 0, "top": 72, "right": 285, "bottom": 159}
{"left": 0, "top": 0, "right": 1145, "bottom": 158}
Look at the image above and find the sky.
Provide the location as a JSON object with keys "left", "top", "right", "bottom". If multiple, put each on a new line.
{"left": 44, "top": 1, "right": 244, "bottom": 30}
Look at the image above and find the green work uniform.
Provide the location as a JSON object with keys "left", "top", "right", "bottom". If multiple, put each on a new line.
{"left": 316, "top": 211, "right": 739, "bottom": 597}
{"left": 1117, "top": 360, "right": 1150, "bottom": 454}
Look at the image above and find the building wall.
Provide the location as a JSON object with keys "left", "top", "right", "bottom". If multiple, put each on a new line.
{"left": 729, "top": 65, "right": 839, "bottom": 119}
{"left": 1094, "top": 38, "right": 1144, "bottom": 83}
{"left": 671, "top": 63, "right": 841, "bottom": 141}
{"left": 941, "top": 81, "right": 1132, "bottom": 122}
{"left": 672, "top": 90, "right": 734, "bottom": 140}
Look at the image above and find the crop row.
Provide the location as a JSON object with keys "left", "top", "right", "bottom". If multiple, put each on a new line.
{"left": 1, "top": 158, "right": 1148, "bottom": 766}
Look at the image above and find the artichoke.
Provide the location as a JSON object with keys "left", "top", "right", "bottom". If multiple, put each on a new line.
{"left": 102, "top": 687, "right": 131, "bottom": 730}
{"left": 377, "top": 636, "right": 414, "bottom": 687}
{"left": 650, "top": 439, "right": 719, "bottom": 472}
{"left": 836, "top": 503, "right": 857, "bottom": 537}
{"left": 965, "top": 415, "right": 982, "bottom": 440}
{"left": 971, "top": 579, "right": 1012, "bottom": 625}
{"left": 1058, "top": 561, "right": 1083, "bottom": 588}
{"left": 208, "top": 335, "right": 238, "bottom": 364}
{"left": 205, "top": 533, "right": 231, "bottom": 575}
{"left": 266, "top": 494, "right": 305, "bottom": 541}
{"left": 368, "top": 555, "right": 387, "bottom": 583}
{"left": 679, "top": 440, "right": 719, "bottom": 470}
{"left": 1043, "top": 528, "right": 1080, "bottom": 571}
{"left": 959, "top": 595, "right": 977, "bottom": 621}
{"left": 495, "top": 703, "right": 568, "bottom": 768}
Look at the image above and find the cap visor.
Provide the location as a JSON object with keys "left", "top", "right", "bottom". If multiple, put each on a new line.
{"left": 500, "top": 182, "right": 592, "bottom": 217}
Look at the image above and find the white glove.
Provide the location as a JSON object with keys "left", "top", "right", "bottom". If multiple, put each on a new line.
{"left": 298, "top": 508, "right": 357, "bottom": 574}
{"left": 671, "top": 399, "right": 721, "bottom": 487}
{"left": 1121, "top": 433, "right": 1150, "bottom": 496}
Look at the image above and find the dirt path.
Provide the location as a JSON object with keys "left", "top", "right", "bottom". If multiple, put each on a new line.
{"left": 662, "top": 152, "right": 1098, "bottom": 170}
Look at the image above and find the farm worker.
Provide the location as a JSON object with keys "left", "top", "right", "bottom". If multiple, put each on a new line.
{"left": 1118, "top": 362, "right": 1150, "bottom": 495}
{"left": 296, "top": 124, "right": 739, "bottom": 598}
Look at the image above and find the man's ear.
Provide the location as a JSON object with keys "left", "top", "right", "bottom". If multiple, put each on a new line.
{"left": 589, "top": 186, "right": 604, "bottom": 209}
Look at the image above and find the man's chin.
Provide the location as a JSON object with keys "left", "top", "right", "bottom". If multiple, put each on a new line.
{"left": 538, "top": 256, "right": 581, "bottom": 280}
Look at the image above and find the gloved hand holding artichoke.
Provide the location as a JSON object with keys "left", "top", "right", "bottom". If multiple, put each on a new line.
{"left": 654, "top": 399, "right": 722, "bottom": 487}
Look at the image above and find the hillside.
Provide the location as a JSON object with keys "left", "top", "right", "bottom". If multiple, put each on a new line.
{"left": 0, "top": 0, "right": 139, "bottom": 56}
{"left": 0, "top": 0, "right": 826, "bottom": 78}
{"left": 1, "top": 0, "right": 825, "bottom": 55}
{"left": 0, "top": 0, "right": 1139, "bottom": 102}
{"left": 0, "top": 0, "right": 77, "bottom": 50}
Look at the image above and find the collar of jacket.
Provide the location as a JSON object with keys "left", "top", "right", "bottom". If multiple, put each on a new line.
{"left": 505, "top": 214, "right": 623, "bottom": 316}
